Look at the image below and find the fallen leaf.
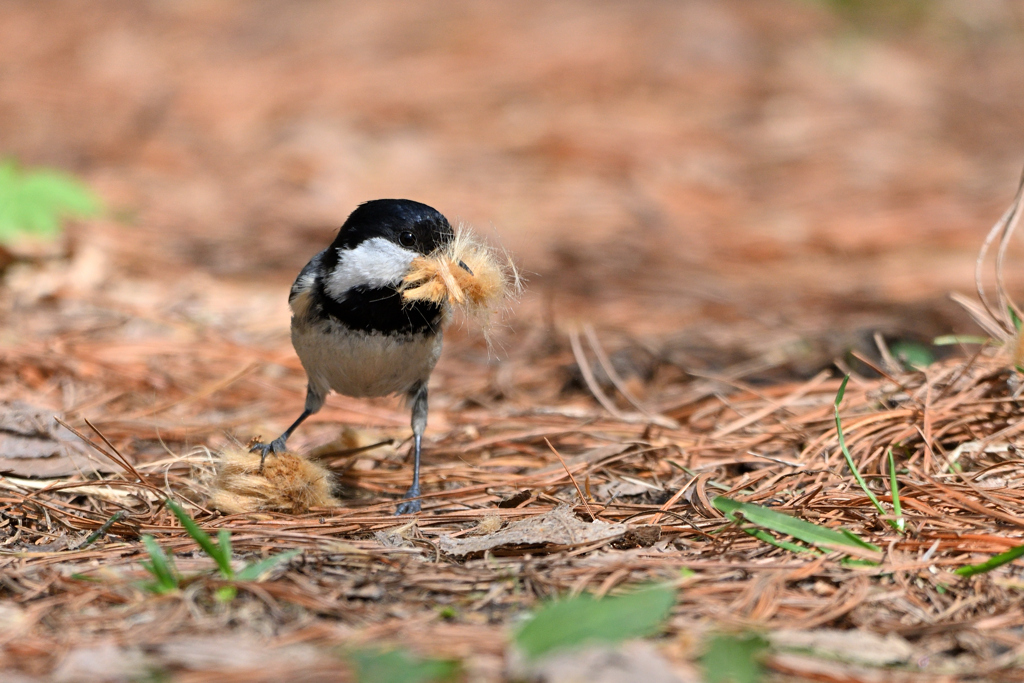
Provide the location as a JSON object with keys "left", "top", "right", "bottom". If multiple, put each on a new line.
{"left": 0, "top": 402, "right": 116, "bottom": 477}
{"left": 596, "top": 478, "right": 662, "bottom": 499}
{"left": 768, "top": 652, "right": 917, "bottom": 683}
{"left": 497, "top": 489, "right": 532, "bottom": 508}
{"left": 769, "top": 629, "right": 913, "bottom": 667}
{"left": 158, "top": 636, "right": 327, "bottom": 671}
{"left": 472, "top": 514, "right": 504, "bottom": 534}
{"left": 508, "top": 640, "right": 696, "bottom": 683}
{"left": 51, "top": 640, "right": 148, "bottom": 683}
{"left": 439, "top": 505, "right": 625, "bottom": 557}
{"left": 611, "top": 525, "right": 662, "bottom": 549}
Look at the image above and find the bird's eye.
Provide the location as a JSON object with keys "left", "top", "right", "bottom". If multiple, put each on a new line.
{"left": 399, "top": 231, "right": 416, "bottom": 247}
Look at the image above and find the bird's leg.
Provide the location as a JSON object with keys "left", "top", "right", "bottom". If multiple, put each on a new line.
{"left": 250, "top": 409, "right": 312, "bottom": 471}
{"left": 250, "top": 386, "right": 324, "bottom": 472}
{"left": 396, "top": 382, "right": 428, "bottom": 515}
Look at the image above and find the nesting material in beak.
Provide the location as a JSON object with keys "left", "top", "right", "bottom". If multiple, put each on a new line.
{"left": 207, "top": 447, "right": 338, "bottom": 514}
{"left": 400, "top": 226, "right": 520, "bottom": 331}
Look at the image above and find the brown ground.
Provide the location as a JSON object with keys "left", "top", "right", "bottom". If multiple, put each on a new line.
{"left": 4, "top": 1, "right": 1024, "bottom": 681}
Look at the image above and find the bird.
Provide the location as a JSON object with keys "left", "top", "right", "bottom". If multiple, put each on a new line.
{"left": 251, "top": 199, "right": 462, "bottom": 514}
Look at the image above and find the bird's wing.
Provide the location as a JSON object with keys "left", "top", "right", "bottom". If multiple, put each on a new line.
{"left": 289, "top": 249, "right": 326, "bottom": 303}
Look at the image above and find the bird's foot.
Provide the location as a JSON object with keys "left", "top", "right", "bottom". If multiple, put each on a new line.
{"left": 395, "top": 485, "right": 422, "bottom": 515}
{"left": 249, "top": 436, "right": 287, "bottom": 473}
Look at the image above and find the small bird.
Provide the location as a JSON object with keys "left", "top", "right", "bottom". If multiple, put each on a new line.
{"left": 251, "top": 199, "right": 462, "bottom": 514}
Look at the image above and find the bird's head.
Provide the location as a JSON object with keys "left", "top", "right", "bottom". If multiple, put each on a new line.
{"left": 323, "top": 199, "right": 454, "bottom": 298}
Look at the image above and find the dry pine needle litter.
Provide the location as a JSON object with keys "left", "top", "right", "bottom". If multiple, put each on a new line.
{"left": 400, "top": 226, "right": 520, "bottom": 329}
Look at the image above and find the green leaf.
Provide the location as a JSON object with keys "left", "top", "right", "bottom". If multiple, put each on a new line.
{"left": 954, "top": 544, "right": 1024, "bottom": 577}
{"left": 713, "top": 496, "right": 880, "bottom": 556}
{"left": 0, "top": 160, "right": 101, "bottom": 244}
{"left": 348, "top": 649, "right": 459, "bottom": 683}
{"left": 701, "top": 633, "right": 768, "bottom": 683}
{"left": 889, "top": 341, "right": 934, "bottom": 370}
{"left": 215, "top": 585, "right": 238, "bottom": 602}
{"left": 165, "top": 499, "right": 234, "bottom": 579}
{"left": 514, "top": 586, "right": 676, "bottom": 660}
{"left": 236, "top": 550, "right": 300, "bottom": 581}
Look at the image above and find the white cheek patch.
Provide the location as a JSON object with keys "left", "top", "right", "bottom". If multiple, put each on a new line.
{"left": 325, "top": 237, "right": 417, "bottom": 300}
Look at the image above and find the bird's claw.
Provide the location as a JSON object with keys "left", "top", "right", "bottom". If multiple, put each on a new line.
{"left": 395, "top": 487, "right": 422, "bottom": 515}
{"left": 249, "top": 437, "right": 287, "bottom": 473}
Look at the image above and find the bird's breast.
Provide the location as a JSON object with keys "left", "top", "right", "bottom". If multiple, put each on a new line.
{"left": 291, "top": 320, "right": 443, "bottom": 399}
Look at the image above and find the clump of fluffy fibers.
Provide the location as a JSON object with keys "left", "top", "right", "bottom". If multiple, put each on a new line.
{"left": 400, "top": 226, "right": 520, "bottom": 331}
{"left": 207, "top": 447, "right": 338, "bottom": 514}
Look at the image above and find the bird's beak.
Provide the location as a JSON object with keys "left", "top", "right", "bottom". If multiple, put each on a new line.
{"left": 457, "top": 259, "right": 473, "bottom": 275}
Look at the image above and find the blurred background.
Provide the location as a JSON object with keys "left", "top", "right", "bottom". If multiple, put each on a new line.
{"left": 5, "top": 0, "right": 1024, "bottom": 367}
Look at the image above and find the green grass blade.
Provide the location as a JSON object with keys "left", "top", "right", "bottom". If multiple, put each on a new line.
{"left": 141, "top": 535, "right": 179, "bottom": 593}
{"left": 741, "top": 527, "right": 820, "bottom": 555}
{"left": 1010, "top": 305, "right": 1023, "bottom": 332}
{"left": 217, "top": 529, "right": 233, "bottom": 578}
{"left": 166, "top": 499, "right": 234, "bottom": 579}
{"left": 933, "top": 335, "right": 992, "bottom": 346}
{"left": 836, "top": 528, "right": 873, "bottom": 548}
{"left": 515, "top": 586, "right": 676, "bottom": 660}
{"left": 888, "top": 449, "right": 904, "bottom": 533}
{"left": 236, "top": 550, "right": 301, "bottom": 582}
{"left": 842, "top": 557, "right": 881, "bottom": 568}
{"left": 141, "top": 535, "right": 176, "bottom": 583}
{"left": 80, "top": 510, "right": 126, "bottom": 549}
{"left": 833, "top": 376, "right": 901, "bottom": 532}
{"left": 954, "top": 544, "right": 1024, "bottom": 577}
{"left": 713, "top": 496, "right": 880, "bottom": 554}
{"left": 834, "top": 374, "right": 849, "bottom": 406}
